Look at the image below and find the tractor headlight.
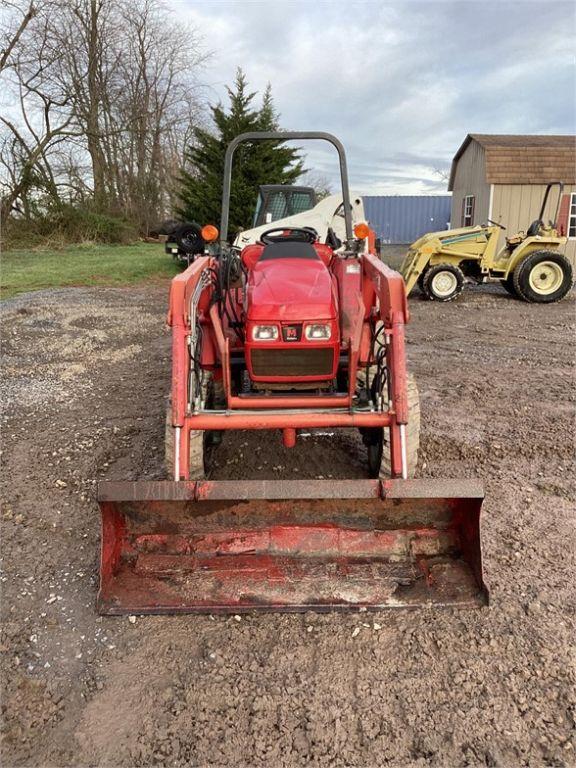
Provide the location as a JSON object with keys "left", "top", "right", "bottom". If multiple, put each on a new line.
{"left": 305, "top": 323, "right": 331, "bottom": 341}
{"left": 252, "top": 324, "right": 279, "bottom": 341}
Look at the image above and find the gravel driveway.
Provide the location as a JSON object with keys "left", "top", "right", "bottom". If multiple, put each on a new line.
{"left": 1, "top": 283, "right": 574, "bottom": 767}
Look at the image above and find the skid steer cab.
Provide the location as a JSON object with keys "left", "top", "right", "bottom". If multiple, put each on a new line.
{"left": 97, "top": 132, "right": 488, "bottom": 614}
{"left": 401, "top": 182, "right": 573, "bottom": 303}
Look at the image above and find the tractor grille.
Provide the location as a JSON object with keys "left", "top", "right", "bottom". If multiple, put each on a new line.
{"left": 251, "top": 348, "right": 334, "bottom": 377}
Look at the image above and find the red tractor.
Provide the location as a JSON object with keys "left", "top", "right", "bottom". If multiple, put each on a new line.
{"left": 98, "top": 132, "right": 487, "bottom": 614}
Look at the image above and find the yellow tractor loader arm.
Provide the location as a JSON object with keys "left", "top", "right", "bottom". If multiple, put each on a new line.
{"left": 400, "top": 226, "right": 493, "bottom": 295}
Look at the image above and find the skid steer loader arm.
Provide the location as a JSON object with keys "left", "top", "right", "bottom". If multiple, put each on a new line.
{"left": 97, "top": 479, "right": 488, "bottom": 614}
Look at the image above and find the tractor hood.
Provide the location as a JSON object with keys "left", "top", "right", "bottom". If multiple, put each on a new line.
{"left": 247, "top": 257, "right": 337, "bottom": 322}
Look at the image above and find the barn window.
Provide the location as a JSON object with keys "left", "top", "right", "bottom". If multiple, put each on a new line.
{"left": 569, "top": 193, "right": 576, "bottom": 238}
{"left": 462, "top": 195, "right": 475, "bottom": 227}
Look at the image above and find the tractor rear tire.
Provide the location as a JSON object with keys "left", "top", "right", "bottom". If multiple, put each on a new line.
{"left": 358, "top": 370, "right": 420, "bottom": 479}
{"left": 417, "top": 268, "right": 428, "bottom": 292}
{"left": 422, "top": 263, "right": 465, "bottom": 302}
{"left": 512, "top": 251, "right": 573, "bottom": 303}
{"left": 500, "top": 276, "right": 518, "bottom": 297}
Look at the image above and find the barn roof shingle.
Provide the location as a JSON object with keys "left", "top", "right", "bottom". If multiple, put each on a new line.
{"left": 448, "top": 134, "right": 576, "bottom": 189}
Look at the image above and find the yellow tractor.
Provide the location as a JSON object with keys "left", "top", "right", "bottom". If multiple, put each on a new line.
{"left": 401, "top": 182, "right": 573, "bottom": 303}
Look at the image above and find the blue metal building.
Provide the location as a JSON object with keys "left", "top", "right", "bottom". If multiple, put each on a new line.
{"left": 363, "top": 195, "right": 452, "bottom": 244}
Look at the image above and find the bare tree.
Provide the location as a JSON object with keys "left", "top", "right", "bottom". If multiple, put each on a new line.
{"left": 98, "top": 0, "right": 208, "bottom": 230}
{"left": 0, "top": 2, "right": 83, "bottom": 220}
{"left": 300, "top": 170, "right": 333, "bottom": 200}
{"left": 0, "top": 0, "right": 36, "bottom": 73}
{"left": 433, "top": 167, "right": 450, "bottom": 184}
{"left": 42, "top": 0, "right": 208, "bottom": 227}
{"left": 0, "top": 0, "right": 208, "bottom": 232}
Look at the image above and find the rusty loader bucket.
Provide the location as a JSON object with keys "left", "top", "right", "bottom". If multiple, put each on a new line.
{"left": 97, "top": 479, "right": 488, "bottom": 614}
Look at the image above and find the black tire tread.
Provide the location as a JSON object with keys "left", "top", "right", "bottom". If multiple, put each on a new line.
{"left": 500, "top": 275, "right": 518, "bottom": 296}
{"left": 175, "top": 222, "right": 204, "bottom": 255}
{"left": 357, "top": 368, "right": 420, "bottom": 478}
{"left": 379, "top": 372, "right": 420, "bottom": 479}
{"left": 165, "top": 374, "right": 216, "bottom": 480}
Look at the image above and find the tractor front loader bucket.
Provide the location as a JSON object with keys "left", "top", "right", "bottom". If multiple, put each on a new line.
{"left": 97, "top": 479, "right": 488, "bottom": 614}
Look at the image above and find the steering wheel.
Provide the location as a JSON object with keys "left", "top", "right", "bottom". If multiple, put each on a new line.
{"left": 259, "top": 226, "right": 318, "bottom": 245}
{"left": 486, "top": 219, "right": 506, "bottom": 231}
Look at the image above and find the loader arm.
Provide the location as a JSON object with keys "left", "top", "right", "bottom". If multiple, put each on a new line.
{"left": 233, "top": 194, "right": 367, "bottom": 251}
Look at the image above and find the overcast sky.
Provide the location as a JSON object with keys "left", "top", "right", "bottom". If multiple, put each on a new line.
{"left": 166, "top": 0, "right": 575, "bottom": 195}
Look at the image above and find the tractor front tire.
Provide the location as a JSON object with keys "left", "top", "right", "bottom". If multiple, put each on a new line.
{"left": 359, "top": 371, "right": 420, "bottom": 479}
{"left": 379, "top": 372, "right": 420, "bottom": 479}
{"left": 164, "top": 373, "right": 223, "bottom": 480}
{"left": 422, "top": 263, "right": 465, "bottom": 302}
{"left": 164, "top": 402, "right": 205, "bottom": 480}
{"left": 512, "top": 251, "right": 573, "bottom": 303}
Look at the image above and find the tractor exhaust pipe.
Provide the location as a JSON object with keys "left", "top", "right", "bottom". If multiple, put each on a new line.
{"left": 97, "top": 479, "right": 488, "bottom": 614}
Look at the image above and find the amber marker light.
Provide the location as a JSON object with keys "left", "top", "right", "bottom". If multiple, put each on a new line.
{"left": 353, "top": 222, "right": 370, "bottom": 240}
{"left": 201, "top": 224, "right": 219, "bottom": 242}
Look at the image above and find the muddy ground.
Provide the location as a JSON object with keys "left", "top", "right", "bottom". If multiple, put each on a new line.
{"left": 1, "top": 280, "right": 575, "bottom": 767}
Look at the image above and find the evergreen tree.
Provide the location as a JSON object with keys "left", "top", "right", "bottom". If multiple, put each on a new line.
{"left": 176, "top": 69, "right": 304, "bottom": 240}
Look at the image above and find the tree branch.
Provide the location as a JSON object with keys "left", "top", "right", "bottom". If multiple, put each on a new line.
{"left": 0, "top": 1, "right": 36, "bottom": 73}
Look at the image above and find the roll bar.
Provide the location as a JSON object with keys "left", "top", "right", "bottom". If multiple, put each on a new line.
{"left": 539, "top": 181, "right": 564, "bottom": 225}
{"left": 220, "top": 131, "right": 354, "bottom": 247}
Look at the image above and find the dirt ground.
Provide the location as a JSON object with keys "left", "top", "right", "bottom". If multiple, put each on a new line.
{"left": 1, "top": 280, "right": 575, "bottom": 767}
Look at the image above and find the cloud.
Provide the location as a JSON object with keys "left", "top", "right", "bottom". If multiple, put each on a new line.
{"left": 166, "top": 0, "right": 575, "bottom": 194}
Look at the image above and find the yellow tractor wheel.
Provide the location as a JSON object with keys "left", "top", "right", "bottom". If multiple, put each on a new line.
{"left": 417, "top": 268, "right": 428, "bottom": 292}
{"left": 422, "top": 263, "right": 465, "bottom": 302}
{"left": 512, "top": 251, "right": 573, "bottom": 303}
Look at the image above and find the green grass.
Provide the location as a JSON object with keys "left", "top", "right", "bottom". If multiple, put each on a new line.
{"left": 1, "top": 242, "right": 181, "bottom": 299}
